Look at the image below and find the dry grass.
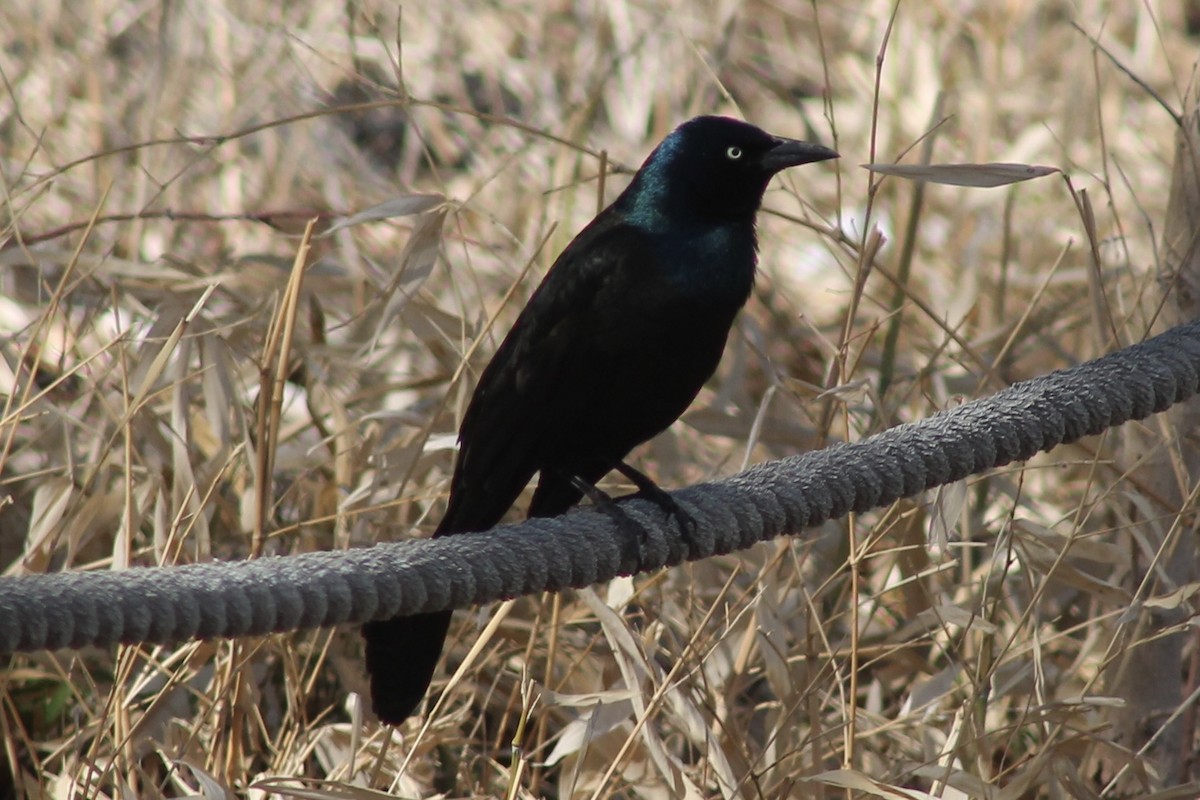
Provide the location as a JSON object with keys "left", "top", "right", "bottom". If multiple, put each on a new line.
{"left": 1, "top": 1, "right": 1197, "bottom": 797}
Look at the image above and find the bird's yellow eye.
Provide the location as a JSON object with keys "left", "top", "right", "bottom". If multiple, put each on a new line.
{"left": 726, "top": 146, "right": 743, "bottom": 160}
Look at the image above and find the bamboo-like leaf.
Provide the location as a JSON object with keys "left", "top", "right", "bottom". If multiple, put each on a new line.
{"left": 864, "top": 161, "right": 1059, "bottom": 187}
{"left": 321, "top": 193, "right": 446, "bottom": 236}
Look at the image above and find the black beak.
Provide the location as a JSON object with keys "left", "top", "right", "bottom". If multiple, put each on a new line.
{"left": 761, "top": 137, "right": 840, "bottom": 173}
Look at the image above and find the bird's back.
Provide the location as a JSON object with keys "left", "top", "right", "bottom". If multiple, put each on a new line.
{"left": 441, "top": 210, "right": 756, "bottom": 529}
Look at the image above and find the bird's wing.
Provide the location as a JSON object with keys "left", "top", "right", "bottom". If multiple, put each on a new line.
{"left": 438, "top": 217, "right": 661, "bottom": 534}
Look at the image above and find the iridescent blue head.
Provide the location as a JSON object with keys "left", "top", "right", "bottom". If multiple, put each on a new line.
{"left": 617, "top": 116, "right": 838, "bottom": 229}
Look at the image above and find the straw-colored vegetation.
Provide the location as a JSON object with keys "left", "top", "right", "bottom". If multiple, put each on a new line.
{"left": 2, "top": 1, "right": 1197, "bottom": 797}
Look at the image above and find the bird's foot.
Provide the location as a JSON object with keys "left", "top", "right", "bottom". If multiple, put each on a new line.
{"left": 614, "top": 462, "right": 697, "bottom": 544}
{"left": 569, "top": 474, "right": 617, "bottom": 509}
{"left": 570, "top": 475, "right": 646, "bottom": 561}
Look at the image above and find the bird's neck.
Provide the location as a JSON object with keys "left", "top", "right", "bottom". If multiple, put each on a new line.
{"left": 611, "top": 170, "right": 760, "bottom": 306}
{"left": 616, "top": 165, "right": 761, "bottom": 232}
{"left": 618, "top": 198, "right": 758, "bottom": 305}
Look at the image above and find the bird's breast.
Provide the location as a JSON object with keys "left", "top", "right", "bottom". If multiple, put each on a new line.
{"left": 648, "top": 223, "right": 757, "bottom": 308}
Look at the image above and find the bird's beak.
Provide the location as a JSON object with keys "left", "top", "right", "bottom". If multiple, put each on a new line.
{"left": 762, "top": 137, "right": 840, "bottom": 173}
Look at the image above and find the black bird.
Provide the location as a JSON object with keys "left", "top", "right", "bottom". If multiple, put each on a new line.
{"left": 363, "top": 115, "right": 838, "bottom": 724}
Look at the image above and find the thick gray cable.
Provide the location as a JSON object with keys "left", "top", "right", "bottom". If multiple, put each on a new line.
{"left": 2, "top": 319, "right": 1199, "bottom": 653}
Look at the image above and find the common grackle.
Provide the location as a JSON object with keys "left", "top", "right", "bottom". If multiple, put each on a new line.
{"left": 363, "top": 115, "right": 837, "bottom": 724}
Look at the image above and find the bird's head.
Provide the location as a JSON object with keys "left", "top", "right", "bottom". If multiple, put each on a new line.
{"left": 619, "top": 115, "right": 838, "bottom": 228}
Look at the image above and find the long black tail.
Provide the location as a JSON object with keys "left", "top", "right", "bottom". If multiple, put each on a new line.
{"left": 362, "top": 610, "right": 453, "bottom": 724}
{"left": 359, "top": 481, "right": 511, "bottom": 724}
{"left": 361, "top": 468, "right": 596, "bottom": 724}
{"left": 359, "top": 485, "right": 515, "bottom": 724}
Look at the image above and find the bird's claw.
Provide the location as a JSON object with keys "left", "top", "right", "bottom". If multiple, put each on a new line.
{"left": 570, "top": 475, "right": 647, "bottom": 561}
{"left": 614, "top": 462, "right": 698, "bottom": 545}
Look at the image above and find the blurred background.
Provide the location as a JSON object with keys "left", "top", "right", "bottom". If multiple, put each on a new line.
{"left": 1, "top": 1, "right": 1196, "bottom": 797}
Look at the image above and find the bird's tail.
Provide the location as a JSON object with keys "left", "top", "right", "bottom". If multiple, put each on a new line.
{"left": 362, "top": 609, "right": 453, "bottom": 724}
{"left": 360, "top": 471, "right": 580, "bottom": 724}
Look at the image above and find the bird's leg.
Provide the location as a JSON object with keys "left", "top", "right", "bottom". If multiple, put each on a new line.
{"left": 569, "top": 475, "right": 618, "bottom": 509}
{"left": 567, "top": 475, "right": 646, "bottom": 560}
{"left": 613, "top": 462, "right": 697, "bottom": 541}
